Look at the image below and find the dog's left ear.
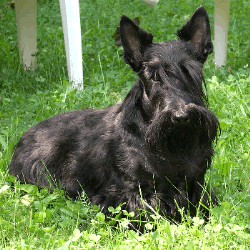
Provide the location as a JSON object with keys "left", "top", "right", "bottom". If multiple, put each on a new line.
{"left": 177, "top": 5, "right": 213, "bottom": 63}
{"left": 120, "top": 15, "right": 153, "bottom": 72}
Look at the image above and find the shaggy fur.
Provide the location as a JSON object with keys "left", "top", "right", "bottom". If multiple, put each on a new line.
{"left": 10, "top": 6, "right": 219, "bottom": 226}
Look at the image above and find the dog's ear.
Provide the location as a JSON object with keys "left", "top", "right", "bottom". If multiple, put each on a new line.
{"left": 177, "top": 5, "right": 213, "bottom": 63}
{"left": 120, "top": 15, "right": 153, "bottom": 72}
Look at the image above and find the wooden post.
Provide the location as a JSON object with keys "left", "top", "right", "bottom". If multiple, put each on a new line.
{"left": 214, "top": 0, "right": 230, "bottom": 67}
{"left": 59, "top": 0, "right": 83, "bottom": 90}
{"left": 15, "top": 0, "right": 37, "bottom": 69}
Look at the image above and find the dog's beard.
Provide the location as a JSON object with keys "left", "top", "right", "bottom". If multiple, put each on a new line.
{"left": 145, "top": 106, "right": 219, "bottom": 157}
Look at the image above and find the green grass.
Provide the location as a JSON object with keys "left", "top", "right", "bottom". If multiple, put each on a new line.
{"left": 0, "top": 0, "right": 250, "bottom": 248}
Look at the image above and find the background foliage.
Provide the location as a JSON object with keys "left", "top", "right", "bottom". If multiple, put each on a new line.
{"left": 0, "top": 0, "right": 250, "bottom": 248}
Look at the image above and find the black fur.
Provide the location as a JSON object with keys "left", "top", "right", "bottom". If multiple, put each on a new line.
{"left": 10, "top": 6, "right": 219, "bottom": 226}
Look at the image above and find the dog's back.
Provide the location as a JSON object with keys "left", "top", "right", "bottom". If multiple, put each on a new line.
{"left": 10, "top": 106, "right": 118, "bottom": 196}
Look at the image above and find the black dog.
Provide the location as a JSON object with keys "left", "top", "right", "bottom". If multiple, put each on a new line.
{"left": 10, "top": 6, "right": 219, "bottom": 225}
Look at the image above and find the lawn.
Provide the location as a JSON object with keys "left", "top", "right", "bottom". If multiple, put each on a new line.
{"left": 0, "top": 0, "right": 250, "bottom": 248}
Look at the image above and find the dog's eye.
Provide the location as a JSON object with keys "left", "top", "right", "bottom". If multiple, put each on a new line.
{"left": 151, "top": 72, "right": 161, "bottom": 82}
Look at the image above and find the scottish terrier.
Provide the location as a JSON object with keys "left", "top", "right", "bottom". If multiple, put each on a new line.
{"left": 10, "top": 6, "right": 219, "bottom": 226}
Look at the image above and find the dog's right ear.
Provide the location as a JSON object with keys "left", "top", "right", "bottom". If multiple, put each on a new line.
{"left": 120, "top": 15, "right": 153, "bottom": 72}
{"left": 177, "top": 6, "right": 213, "bottom": 63}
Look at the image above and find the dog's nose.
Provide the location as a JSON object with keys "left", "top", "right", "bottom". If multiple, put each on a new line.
{"left": 173, "top": 111, "right": 190, "bottom": 124}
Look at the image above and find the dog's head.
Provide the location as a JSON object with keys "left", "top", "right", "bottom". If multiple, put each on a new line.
{"left": 119, "top": 6, "right": 219, "bottom": 157}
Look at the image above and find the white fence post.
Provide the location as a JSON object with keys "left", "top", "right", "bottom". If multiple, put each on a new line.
{"left": 59, "top": 0, "right": 83, "bottom": 90}
{"left": 214, "top": 0, "right": 230, "bottom": 67}
{"left": 15, "top": 0, "right": 37, "bottom": 69}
